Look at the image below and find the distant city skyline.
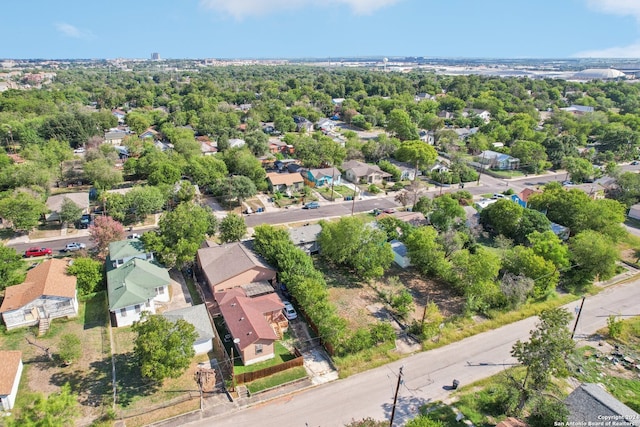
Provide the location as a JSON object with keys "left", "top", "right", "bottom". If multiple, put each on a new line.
{"left": 3, "top": 0, "right": 640, "bottom": 59}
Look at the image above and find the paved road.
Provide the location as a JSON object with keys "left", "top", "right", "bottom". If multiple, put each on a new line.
{"left": 189, "top": 280, "right": 640, "bottom": 427}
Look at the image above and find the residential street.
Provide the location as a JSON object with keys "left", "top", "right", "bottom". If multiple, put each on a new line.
{"left": 187, "top": 279, "right": 640, "bottom": 427}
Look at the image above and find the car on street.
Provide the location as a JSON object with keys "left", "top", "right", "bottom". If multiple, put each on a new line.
{"left": 62, "top": 242, "right": 86, "bottom": 252}
{"left": 283, "top": 301, "right": 298, "bottom": 320}
{"left": 127, "top": 233, "right": 140, "bottom": 239}
{"left": 562, "top": 180, "right": 574, "bottom": 186}
{"left": 25, "top": 247, "right": 53, "bottom": 257}
{"left": 303, "top": 201, "right": 320, "bottom": 209}
{"left": 73, "top": 147, "right": 85, "bottom": 154}
{"left": 632, "top": 161, "right": 640, "bottom": 166}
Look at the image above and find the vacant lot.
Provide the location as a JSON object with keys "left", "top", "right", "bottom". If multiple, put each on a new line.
{"left": 320, "top": 262, "right": 465, "bottom": 329}
{"left": 0, "top": 292, "right": 112, "bottom": 425}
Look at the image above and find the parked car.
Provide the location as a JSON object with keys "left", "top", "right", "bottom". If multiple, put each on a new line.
{"left": 383, "top": 208, "right": 396, "bottom": 214}
{"left": 632, "top": 161, "right": 640, "bottom": 166}
{"left": 303, "top": 201, "right": 320, "bottom": 209}
{"left": 279, "top": 283, "right": 291, "bottom": 300}
{"left": 127, "top": 233, "right": 140, "bottom": 239}
{"left": 562, "top": 180, "right": 574, "bottom": 186}
{"left": 283, "top": 301, "right": 298, "bottom": 320}
{"left": 25, "top": 247, "right": 52, "bottom": 257}
{"left": 73, "top": 147, "right": 85, "bottom": 154}
{"left": 62, "top": 242, "right": 86, "bottom": 252}
{"left": 76, "top": 214, "right": 93, "bottom": 229}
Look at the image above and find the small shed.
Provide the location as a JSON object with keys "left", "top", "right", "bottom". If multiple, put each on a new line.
{"left": 162, "top": 305, "right": 215, "bottom": 355}
{"left": 628, "top": 203, "right": 640, "bottom": 221}
{"left": 390, "top": 239, "right": 411, "bottom": 268}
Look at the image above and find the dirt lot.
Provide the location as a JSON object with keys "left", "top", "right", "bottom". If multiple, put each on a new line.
{"left": 323, "top": 263, "right": 465, "bottom": 329}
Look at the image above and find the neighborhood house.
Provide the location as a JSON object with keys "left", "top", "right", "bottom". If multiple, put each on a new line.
{"left": 217, "top": 287, "right": 288, "bottom": 365}
{"left": 0, "top": 351, "right": 23, "bottom": 411}
{"left": 106, "top": 239, "right": 170, "bottom": 327}
{"left": 342, "top": 160, "right": 391, "bottom": 185}
{"left": 162, "top": 304, "right": 215, "bottom": 355}
{"left": 0, "top": 259, "right": 78, "bottom": 333}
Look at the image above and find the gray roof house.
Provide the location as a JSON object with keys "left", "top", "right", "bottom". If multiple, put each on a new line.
{"left": 163, "top": 304, "right": 214, "bottom": 355}
{"left": 565, "top": 383, "right": 640, "bottom": 427}
{"left": 342, "top": 160, "right": 391, "bottom": 185}
{"left": 45, "top": 192, "right": 90, "bottom": 222}
{"left": 476, "top": 150, "right": 520, "bottom": 170}
{"left": 288, "top": 224, "right": 322, "bottom": 254}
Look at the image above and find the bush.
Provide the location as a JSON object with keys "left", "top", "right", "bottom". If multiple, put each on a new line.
{"left": 368, "top": 184, "right": 381, "bottom": 194}
{"left": 390, "top": 289, "right": 414, "bottom": 319}
{"left": 607, "top": 315, "right": 623, "bottom": 338}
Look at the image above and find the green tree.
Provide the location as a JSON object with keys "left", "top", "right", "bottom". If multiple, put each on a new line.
{"left": 218, "top": 213, "right": 247, "bottom": 243}
{"left": 58, "top": 197, "right": 83, "bottom": 225}
{"left": 503, "top": 246, "right": 558, "bottom": 300}
{"left": 395, "top": 140, "right": 438, "bottom": 179}
{"left": 58, "top": 333, "right": 82, "bottom": 365}
{"left": 132, "top": 314, "right": 197, "bottom": 382}
{"left": 5, "top": 383, "right": 79, "bottom": 427}
{"left": 0, "top": 244, "right": 25, "bottom": 290}
{"left": 479, "top": 199, "right": 524, "bottom": 239}
{"left": 143, "top": 202, "right": 217, "bottom": 268}
{"left": 562, "top": 156, "right": 596, "bottom": 183}
{"left": 0, "top": 191, "right": 47, "bottom": 231}
{"left": 510, "top": 140, "right": 550, "bottom": 174}
{"left": 569, "top": 230, "right": 618, "bottom": 286}
{"left": 386, "top": 109, "right": 419, "bottom": 141}
{"left": 318, "top": 216, "right": 393, "bottom": 279}
{"left": 67, "top": 257, "right": 103, "bottom": 296}
{"left": 147, "top": 161, "right": 182, "bottom": 186}
{"left": 429, "top": 194, "right": 465, "bottom": 231}
{"left": 84, "top": 158, "right": 123, "bottom": 190}
{"left": 226, "top": 175, "right": 257, "bottom": 207}
{"left": 527, "top": 230, "right": 570, "bottom": 270}
{"left": 404, "top": 226, "right": 449, "bottom": 278}
{"left": 510, "top": 308, "right": 574, "bottom": 412}
{"left": 125, "top": 185, "right": 166, "bottom": 223}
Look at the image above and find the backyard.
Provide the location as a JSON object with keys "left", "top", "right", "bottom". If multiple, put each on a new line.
{"left": 0, "top": 292, "right": 112, "bottom": 426}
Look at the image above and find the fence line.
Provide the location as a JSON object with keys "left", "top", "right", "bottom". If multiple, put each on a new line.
{"left": 234, "top": 352, "right": 304, "bottom": 385}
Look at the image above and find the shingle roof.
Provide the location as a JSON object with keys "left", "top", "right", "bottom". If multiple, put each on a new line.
{"left": 46, "top": 192, "right": 90, "bottom": 212}
{"left": 308, "top": 168, "right": 341, "bottom": 180}
{"left": 197, "top": 242, "right": 275, "bottom": 288}
{"left": 342, "top": 160, "right": 391, "bottom": 178}
{"left": 108, "top": 239, "right": 148, "bottom": 263}
{"left": 0, "top": 351, "right": 22, "bottom": 395}
{"left": 0, "top": 259, "right": 76, "bottom": 313}
{"left": 217, "top": 288, "right": 282, "bottom": 351}
{"left": 288, "top": 224, "right": 322, "bottom": 245}
{"left": 565, "top": 383, "right": 640, "bottom": 426}
{"left": 162, "top": 304, "right": 215, "bottom": 342}
{"left": 106, "top": 258, "right": 170, "bottom": 310}
{"left": 267, "top": 172, "right": 304, "bottom": 186}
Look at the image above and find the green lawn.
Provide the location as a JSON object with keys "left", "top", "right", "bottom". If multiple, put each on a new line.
{"left": 245, "top": 366, "right": 307, "bottom": 394}
{"left": 234, "top": 341, "right": 296, "bottom": 374}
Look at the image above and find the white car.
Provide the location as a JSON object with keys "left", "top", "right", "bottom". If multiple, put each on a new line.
{"left": 62, "top": 242, "right": 86, "bottom": 252}
{"left": 283, "top": 301, "right": 298, "bottom": 320}
{"left": 73, "top": 147, "right": 85, "bottom": 154}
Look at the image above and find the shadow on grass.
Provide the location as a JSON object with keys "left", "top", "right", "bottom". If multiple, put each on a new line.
{"left": 50, "top": 357, "right": 112, "bottom": 407}
{"left": 112, "top": 352, "right": 160, "bottom": 407}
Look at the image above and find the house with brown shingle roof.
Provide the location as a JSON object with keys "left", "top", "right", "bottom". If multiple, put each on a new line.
{"left": 0, "top": 259, "right": 78, "bottom": 332}
{"left": 196, "top": 242, "right": 277, "bottom": 298}
{"left": 0, "top": 350, "right": 22, "bottom": 411}
{"left": 217, "top": 287, "right": 287, "bottom": 365}
{"left": 266, "top": 172, "right": 304, "bottom": 193}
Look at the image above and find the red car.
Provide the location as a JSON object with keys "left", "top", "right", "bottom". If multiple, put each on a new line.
{"left": 24, "top": 247, "right": 52, "bottom": 257}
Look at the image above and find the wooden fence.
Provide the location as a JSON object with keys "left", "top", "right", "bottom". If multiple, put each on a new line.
{"left": 235, "top": 348, "right": 303, "bottom": 385}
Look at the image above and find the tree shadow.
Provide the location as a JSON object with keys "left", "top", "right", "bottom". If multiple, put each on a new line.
{"left": 111, "top": 352, "right": 160, "bottom": 407}
{"left": 50, "top": 357, "right": 112, "bottom": 407}
{"left": 381, "top": 394, "right": 431, "bottom": 426}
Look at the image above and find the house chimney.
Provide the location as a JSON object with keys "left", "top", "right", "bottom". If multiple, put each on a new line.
{"left": 239, "top": 317, "right": 244, "bottom": 321}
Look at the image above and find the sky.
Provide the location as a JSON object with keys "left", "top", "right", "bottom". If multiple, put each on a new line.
{"left": 2, "top": 0, "right": 640, "bottom": 59}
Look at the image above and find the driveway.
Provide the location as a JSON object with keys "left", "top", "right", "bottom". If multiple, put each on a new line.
{"left": 163, "top": 269, "right": 192, "bottom": 311}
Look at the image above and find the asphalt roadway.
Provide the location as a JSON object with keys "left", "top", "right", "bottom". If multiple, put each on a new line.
{"left": 187, "top": 279, "right": 640, "bottom": 427}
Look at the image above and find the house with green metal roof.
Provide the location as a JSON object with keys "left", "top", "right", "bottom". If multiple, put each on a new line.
{"left": 108, "top": 238, "right": 153, "bottom": 269}
{"left": 107, "top": 258, "right": 170, "bottom": 327}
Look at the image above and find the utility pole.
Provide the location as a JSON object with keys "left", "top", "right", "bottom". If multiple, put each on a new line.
{"left": 571, "top": 296, "right": 586, "bottom": 340}
{"left": 351, "top": 186, "right": 357, "bottom": 215}
{"left": 389, "top": 366, "right": 404, "bottom": 427}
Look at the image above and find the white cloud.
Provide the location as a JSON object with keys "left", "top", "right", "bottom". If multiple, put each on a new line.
{"left": 55, "top": 22, "right": 94, "bottom": 39}
{"left": 573, "top": 40, "right": 640, "bottom": 58}
{"left": 585, "top": 0, "right": 640, "bottom": 20}
{"left": 199, "top": 0, "right": 402, "bottom": 19}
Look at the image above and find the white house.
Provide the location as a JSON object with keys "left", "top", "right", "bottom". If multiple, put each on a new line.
{"left": 45, "top": 192, "right": 90, "bottom": 222}
{"left": 163, "top": 305, "right": 215, "bottom": 355}
{"left": 107, "top": 239, "right": 169, "bottom": 327}
{"left": 390, "top": 240, "right": 411, "bottom": 268}
{"left": 0, "top": 259, "right": 78, "bottom": 332}
{"left": 0, "top": 351, "right": 23, "bottom": 411}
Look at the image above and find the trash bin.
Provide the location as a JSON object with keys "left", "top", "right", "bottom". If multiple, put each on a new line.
{"left": 452, "top": 379, "right": 459, "bottom": 390}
